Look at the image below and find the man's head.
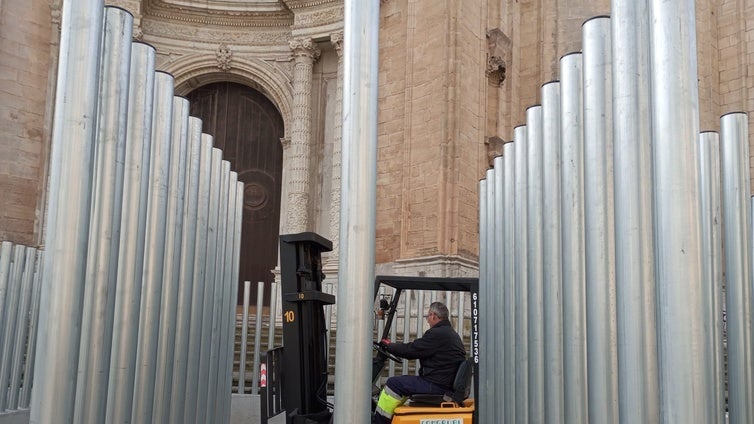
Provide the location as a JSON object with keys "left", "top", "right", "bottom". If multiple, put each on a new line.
{"left": 426, "top": 301, "right": 450, "bottom": 327}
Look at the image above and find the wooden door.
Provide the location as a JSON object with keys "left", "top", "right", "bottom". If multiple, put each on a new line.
{"left": 187, "top": 82, "right": 284, "bottom": 305}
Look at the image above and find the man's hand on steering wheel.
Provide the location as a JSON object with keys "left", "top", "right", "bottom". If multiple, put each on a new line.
{"left": 373, "top": 340, "right": 401, "bottom": 363}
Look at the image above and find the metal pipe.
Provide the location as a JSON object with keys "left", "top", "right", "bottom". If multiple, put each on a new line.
{"left": 0, "top": 245, "right": 26, "bottom": 412}
{"left": 483, "top": 167, "right": 495, "bottom": 424}
{"left": 30, "top": 0, "right": 104, "bottom": 421}
{"left": 268, "top": 281, "right": 278, "bottom": 351}
{"left": 0, "top": 242, "right": 12, "bottom": 342}
{"left": 541, "top": 81, "right": 564, "bottom": 424}
{"left": 513, "top": 125, "right": 529, "bottom": 424}
{"left": 698, "top": 131, "right": 725, "bottom": 423}
{"left": 252, "top": 281, "right": 266, "bottom": 394}
{"left": 183, "top": 134, "right": 214, "bottom": 423}
{"left": 476, "top": 177, "right": 487, "bottom": 420}
{"left": 132, "top": 70, "right": 175, "bottom": 424}
{"left": 582, "top": 15, "right": 616, "bottom": 424}
{"left": 493, "top": 156, "right": 505, "bottom": 422}
{"left": 333, "top": 0, "right": 380, "bottom": 421}
{"left": 238, "top": 281, "right": 252, "bottom": 394}
{"left": 720, "top": 112, "right": 754, "bottom": 423}
{"left": 526, "top": 105, "right": 544, "bottom": 424}
{"left": 559, "top": 51, "right": 588, "bottom": 424}
{"left": 649, "top": 1, "right": 710, "bottom": 421}
{"left": 153, "top": 96, "right": 191, "bottom": 424}
{"left": 74, "top": 7, "right": 132, "bottom": 423}
{"left": 169, "top": 116, "right": 203, "bottom": 424}
{"left": 106, "top": 41, "right": 156, "bottom": 424}
{"left": 196, "top": 147, "right": 223, "bottom": 422}
{"left": 8, "top": 247, "right": 38, "bottom": 410}
{"left": 611, "top": 1, "right": 659, "bottom": 421}
{"left": 503, "top": 141, "right": 516, "bottom": 424}
{"left": 20, "top": 250, "right": 44, "bottom": 409}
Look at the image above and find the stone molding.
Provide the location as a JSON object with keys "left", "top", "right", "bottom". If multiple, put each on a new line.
{"left": 143, "top": 0, "right": 293, "bottom": 27}
{"left": 288, "top": 37, "right": 321, "bottom": 60}
{"left": 376, "top": 255, "right": 480, "bottom": 279}
{"left": 215, "top": 43, "right": 232, "bottom": 71}
{"left": 141, "top": 17, "right": 290, "bottom": 44}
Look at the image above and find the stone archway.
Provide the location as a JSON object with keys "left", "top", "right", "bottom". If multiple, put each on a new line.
{"left": 186, "top": 81, "right": 284, "bottom": 304}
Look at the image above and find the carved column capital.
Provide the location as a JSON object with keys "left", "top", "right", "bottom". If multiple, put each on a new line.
{"left": 289, "top": 37, "right": 321, "bottom": 62}
{"left": 330, "top": 31, "right": 344, "bottom": 57}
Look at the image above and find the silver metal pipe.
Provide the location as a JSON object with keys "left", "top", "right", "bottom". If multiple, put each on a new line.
{"left": 559, "top": 51, "right": 588, "bottom": 424}
{"left": 20, "top": 250, "right": 44, "bottom": 409}
{"left": 582, "top": 15, "right": 616, "bottom": 424}
{"left": 493, "top": 156, "right": 505, "bottom": 422}
{"left": 698, "top": 131, "right": 725, "bottom": 424}
{"left": 106, "top": 41, "right": 156, "bottom": 424}
{"left": 541, "top": 81, "right": 564, "bottom": 424}
{"left": 238, "top": 281, "right": 252, "bottom": 394}
{"left": 132, "top": 71, "right": 175, "bottom": 424}
{"left": 333, "top": 0, "right": 380, "bottom": 421}
{"left": 153, "top": 96, "right": 191, "bottom": 424}
{"left": 74, "top": 7, "right": 132, "bottom": 423}
{"left": 169, "top": 116, "right": 203, "bottom": 424}
{"left": 268, "top": 281, "right": 278, "bottom": 351}
{"left": 217, "top": 170, "right": 238, "bottom": 413}
{"left": 252, "top": 281, "right": 265, "bottom": 394}
{"left": 611, "top": 1, "right": 659, "bottom": 421}
{"left": 649, "top": 1, "right": 710, "bottom": 421}
{"left": 483, "top": 167, "right": 495, "bottom": 424}
{"left": 183, "top": 134, "right": 214, "bottom": 423}
{"left": 513, "top": 124, "right": 529, "bottom": 424}
{"left": 720, "top": 112, "right": 754, "bottom": 423}
{"left": 0, "top": 245, "right": 26, "bottom": 412}
{"left": 0, "top": 241, "right": 12, "bottom": 342}
{"left": 476, "top": 178, "right": 487, "bottom": 419}
{"left": 30, "top": 0, "right": 103, "bottom": 421}
{"left": 502, "top": 141, "right": 516, "bottom": 424}
{"left": 8, "top": 247, "right": 37, "bottom": 410}
{"left": 526, "top": 105, "right": 545, "bottom": 424}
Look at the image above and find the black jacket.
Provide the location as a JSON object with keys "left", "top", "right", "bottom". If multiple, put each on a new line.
{"left": 385, "top": 319, "right": 466, "bottom": 389}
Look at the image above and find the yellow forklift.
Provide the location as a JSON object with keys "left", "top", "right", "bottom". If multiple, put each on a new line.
{"left": 371, "top": 275, "right": 478, "bottom": 424}
{"left": 260, "top": 233, "right": 477, "bottom": 424}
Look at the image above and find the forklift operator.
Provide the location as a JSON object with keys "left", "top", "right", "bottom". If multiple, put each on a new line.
{"left": 373, "top": 301, "right": 466, "bottom": 424}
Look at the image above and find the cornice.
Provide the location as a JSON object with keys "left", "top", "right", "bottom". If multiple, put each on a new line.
{"left": 144, "top": 0, "right": 294, "bottom": 27}
{"left": 283, "top": 0, "right": 340, "bottom": 10}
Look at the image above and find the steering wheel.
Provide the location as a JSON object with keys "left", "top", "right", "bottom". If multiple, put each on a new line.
{"left": 373, "top": 342, "right": 402, "bottom": 363}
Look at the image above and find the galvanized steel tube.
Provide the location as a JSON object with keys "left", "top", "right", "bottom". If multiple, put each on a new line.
{"left": 8, "top": 247, "right": 37, "bottom": 410}
{"left": 493, "top": 156, "right": 505, "bottom": 422}
{"left": 720, "top": 112, "right": 754, "bottom": 424}
{"left": 30, "top": 1, "right": 103, "bottom": 421}
{"left": 559, "top": 51, "right": 588, "bottom": 424}
{"left": 582, "top": 15, "right": 616, "bottom": 424}
{"left": 513, "top": 125, "right": 529, "bottom": 424}
{"left": 483, "top": 167, "right": 495, "bottom": 424}
{"left": 238, "top": 281, "right": 252, "bottom": 394}
{"left": 502, "top": 141, "right": 516, "bottom": 424}
{"left": 217, "top": 170, "right": 238, "bottom": 413}
{"left": 252, "top": 281, "right": 266, "bottom": 394}
{"left": 169, "top": 116, "right": 203, "bottom": 424}
{"left": 0, "top": 242, "right": 12, "bottom": 342}
{"left": 106, "top": 41, "right": 156, "bottom": 424}
{"left": 698, "top": 131, "right": 725, "bottom": 424}
{"left": 477, "top": 178, "right": 488, "bottom": 422}
{"left": 541, "top": 81, "right": 564, "bottom": 424}
{"left": 526, "top": 105, "right": 545, "bottom": 424}
{"left": 0, "top": 245, "right": 25, "bottom": 412}
{"left": 333, "top": 0, "right": 380, "bottom": 421}
{"left": 223, "top": 179, "right": 244, "bottom": 424}
{"left": 611, "top": 1, "right": 659, "bottom": 421}
{"left": 74, "top": 7, "right": 132, "bottom": 423}
{"left": 649, "top": 1, "right": 710, "bottom": 421}
{"left": 20, "top": 250, "right": 43, "bottom": 409}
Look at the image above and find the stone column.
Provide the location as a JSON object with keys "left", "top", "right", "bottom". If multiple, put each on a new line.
{"left": 326, "top": 31, "right": 344, "bottom": 269}
{"left": 285, "top": 37, "right": 320, "bottom": 234}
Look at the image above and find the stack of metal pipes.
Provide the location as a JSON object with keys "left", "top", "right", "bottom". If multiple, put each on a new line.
{"left": 478, "top": 1, "right": 753, "bottom": 424}
{"left": 28, "top": 4, "right": 243, "bottom": 424}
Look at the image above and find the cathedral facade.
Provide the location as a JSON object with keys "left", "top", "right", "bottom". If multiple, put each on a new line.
{"left": 1, "top": 0, "right": 752, "bottom": 285}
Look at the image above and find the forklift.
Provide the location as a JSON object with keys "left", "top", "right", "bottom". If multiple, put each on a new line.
{"left": 260, "top": 233, "right": 478, "bottom": 423}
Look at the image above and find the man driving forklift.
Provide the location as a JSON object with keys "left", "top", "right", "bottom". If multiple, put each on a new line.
{"left": 372, "top": 301, "right": 466, "bottom": 424}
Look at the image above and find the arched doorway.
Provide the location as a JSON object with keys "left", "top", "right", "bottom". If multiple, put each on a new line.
{"left": 186, "top": 81, "right": 284, "bottom": 304}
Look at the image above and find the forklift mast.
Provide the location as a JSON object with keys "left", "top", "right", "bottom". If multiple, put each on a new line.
{"left": 277, "top": 232, "right": 334, "bottom": 423}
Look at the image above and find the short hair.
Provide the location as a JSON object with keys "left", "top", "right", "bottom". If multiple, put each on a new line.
{"left": 429, "top": 301, "right": 449, "bottom": 320}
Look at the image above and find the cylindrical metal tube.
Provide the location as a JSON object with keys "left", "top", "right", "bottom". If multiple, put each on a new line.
{"left": 333, "top": 0, "right": 380, "bottom": 421}
{"left": 169, "top": 116, "right": 203, "bottom": 424}
{"left": 0, "top": 242, "right": 13, "bottom": 341}
{"left": 541, "top": 81, "right": 564, "bottom": 424}
{"left": 559, "top": 51, "right": 588, "bottom": 424}
{"left": 582, "top": 16, "right": 617, "bottom": 424}
{"left": 720, "top": 112, "right": 754, "bottom": 424}
{"left": 698, "top": 131, "right": 725, "bottom": 424}
{"left": 152, "top": 96, "right": 191, "bottom": 424}
{"left": 493, "top": 156, "right": 505, "bottom": 422}
{"left": 526, "top": 105, "right": 545, "bottom": 424}
{"left": 30, "top": 1, "right": 104, "bottom": 421}
{"left": 8, "top": 247, "right": 38, "bottom": 410}
{"left": 611, "top": 1, "right": 659, "bottom": 421}
{"left": 132, "top": 71, "right": 175, "bottom": 424}
{"left": 252, "top": 281, "right": 266, "bottom": 394}
{"left": 649, "top": 1, "right": 710, "bottom": 421}
{"left": 502, "top": 141, "right": 516, "bottom": 424}
{"left": 238, "top": 281, "right": 252, "bottom": 394}
{"left": 0, "top": 245, "right": 26, "bottom": 412}
{"left": 74, "top": 7, "right": 132, "bottom": 423}
{"left": 106, "top": 41, "right": 156, "bottom": 424}
{"left": 183, "top": 134, "right": 214, "bottom": 422}
{"left": 483, "top": 167, "right": 495, "bottom": 424}
{"left": 20, "top": 250, "right": 44, "bottom": 409}
{"left": 513, "top": 125, "right": 529, "bottom": 424}
{"left": 477, "top": 177, "right": 487, "bottom": 421}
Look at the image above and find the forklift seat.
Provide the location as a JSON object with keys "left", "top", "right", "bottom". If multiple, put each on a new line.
{"left": 407, "top": 357, "right": 474, "bottom": 406}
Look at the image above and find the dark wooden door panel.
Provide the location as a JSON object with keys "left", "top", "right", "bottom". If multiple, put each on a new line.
{"left": 187, "top": 82, "right": 283, "bottom": 305}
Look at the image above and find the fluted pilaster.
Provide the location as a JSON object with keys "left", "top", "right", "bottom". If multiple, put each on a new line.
{"left": 285, "top": 37, "right": 320, "bottom": 233}
{"left": 328, "top": 31, "right": 344, "bottom": 262}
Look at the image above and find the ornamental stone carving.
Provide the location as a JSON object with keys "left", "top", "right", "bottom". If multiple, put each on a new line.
{"left": 288, "top": 37, "right": 321, "bottom": 61}
{"left": 216, "top": 43, "right": 232, "bottom": 71}
{"left": 330, "top": 31, "right": 343, "bottom": 57}
{"left": 486, "top": 28, "right": 511, "bottom": 87}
